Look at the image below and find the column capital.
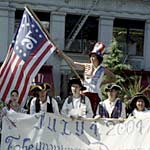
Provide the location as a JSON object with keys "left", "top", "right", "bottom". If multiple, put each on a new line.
{"left": 0, "top": 5, "right": 15, "bottom": 17}
{"left": 99, "top": 16, "right": 114, "bottom": 26}
{"left": 51, "top": 11, "right": 66, "bottom": 16}
{"left": 145, "top": 19, "right": 150, "bottom": 24}
{"left": 145, "top": 19, "right": 150, "bottom": 31}
{"left": 100, "top": 16, "right": 115, "bottom": 21}
{"left": 0, "top": 1, "right": 16, "bottom": 11}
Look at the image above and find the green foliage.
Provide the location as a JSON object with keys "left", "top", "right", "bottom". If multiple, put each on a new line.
{"left": 101, "top": 38, "right": 131, "bottom": 100}
{"left": 121, "top": 76, "right": 150, "bottom": 108}
{"left": 103, "top": 38, "right": 150, "bottom": 102}
{"left": 121, "top": 76, "right": 145, "bottom": 96}
{"left": 103, "top": 38, "right": 131, "bottom": 85}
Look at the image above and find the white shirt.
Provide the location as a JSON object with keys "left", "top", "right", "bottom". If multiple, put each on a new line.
{"left": 131, "top": 109, "right": 150, "bottom": 118}
{"left": 61, "top": 95, "right": 93, "bottom": 118}
{"left": 96, "top": 98, "right": 126, "bottom": 118}
{"left": 30, "top": 96, "right": 59, "bottom": 115}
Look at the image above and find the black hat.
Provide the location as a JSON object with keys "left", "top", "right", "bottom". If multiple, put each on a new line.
{"left": 130, "top": 93, "right": 150, "bottom": 109}
{"left": 30, "top": 83, "right": 50, "bottom": 92}
{"left": 105, "top": 83, "right": 122, "bottom": 92}
{"left": 69, "top": 77, "right": 86, "bottom": 91}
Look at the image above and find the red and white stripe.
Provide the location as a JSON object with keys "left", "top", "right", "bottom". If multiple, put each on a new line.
{"left": 0, "top": 40, "right": 56, "bottom": 106}
{"left": 32, "top": 73, "right": 44, "bottom": 84}
{"left": 0, "top": 39, "right": 55, "bottom": 105}
{"left": 84, "top": 64, "right": 93, "bottom": 77}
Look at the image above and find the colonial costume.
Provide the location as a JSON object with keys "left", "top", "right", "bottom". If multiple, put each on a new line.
{"left": 61, "top": 78, "right": 93, "bottom": 118}
{"left": 30, "top": 83, "right": 59, "bottom": 115}
{"left": 96, "top": 84, "right": 126, "bottom": 119}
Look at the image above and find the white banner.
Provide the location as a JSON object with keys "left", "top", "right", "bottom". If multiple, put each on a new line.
{"left": 1, "top": 111, "right": 150, "bottom": 150}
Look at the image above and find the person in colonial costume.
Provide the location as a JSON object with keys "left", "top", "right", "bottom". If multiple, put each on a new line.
{"left": 57, "top": 42, "right": 115, "bottom": 116}
{"left": 96, "top": 83, "right": 126, "bottom": 119}
{"left": 29, "top": 83, "right": 59, "bottom": 115}
{"left": 61, "top": 77, "right": 93, "bottom": 119}
{"left": 24, "top": 73, "right": 45, "bottom": 114}
{"left": 129, "top": 93, "right": 150, "bottom": 118}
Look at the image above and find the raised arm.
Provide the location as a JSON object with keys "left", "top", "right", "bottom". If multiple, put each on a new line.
{"left": 101, "top": 67, "right": 116, "bottom": 85}
{"left": 56, "top": 49, "right": 85, "bottom": 70}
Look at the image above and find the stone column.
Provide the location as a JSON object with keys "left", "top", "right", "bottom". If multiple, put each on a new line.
{"left": 0, "top": 2, "right": 15, "bottom": 63}
{"left": 8, "top": 8, "right": 15, "bottom": 45}
{"left": 98, "top": 16, "right": 114, "bottom": 49}
{"left": 50, "top": 11, "right": 66, "bottom": 50}
{"left": 0, "top": 4, "right": 9, "bottom": 62}
{"left": 143, "top": 20, "right": 150, "bottom": 71}
{"left": 47, "top": 11, "right": 66, "bottom": 96}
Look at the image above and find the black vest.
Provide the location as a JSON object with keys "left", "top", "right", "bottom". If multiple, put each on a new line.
{"left": 67, "top": 95, "right": 85, "bottom": 104}
{"left": 35, "top": 96, "right": 53, "bottom": 113}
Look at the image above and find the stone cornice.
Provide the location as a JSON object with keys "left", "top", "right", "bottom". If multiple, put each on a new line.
{"left": 0, "top": 1, "right": 15, "bottom": 11}
{"left": 0, "top": 0, "right": 150, "bottom": 20}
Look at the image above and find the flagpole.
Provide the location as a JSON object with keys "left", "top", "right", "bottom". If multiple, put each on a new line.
{"left": 25, "top": 5, "right": 81, "bottom": 81}
{"left": 57, "top": 51, "right": 82, "bottom": 80}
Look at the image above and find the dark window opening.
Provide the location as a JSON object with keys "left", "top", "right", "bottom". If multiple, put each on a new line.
{"left": 113, "top": 19, "right": 145, "bottom": 56}
{"left": 15, "top": 10, "right": 50, "bottom": 32}
{"left": 65, "top": 14, "right": 98, "bottom": 53}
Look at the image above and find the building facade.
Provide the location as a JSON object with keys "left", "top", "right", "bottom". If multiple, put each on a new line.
{"left": 0, "top": 0, "right": 150, "bottom": 96}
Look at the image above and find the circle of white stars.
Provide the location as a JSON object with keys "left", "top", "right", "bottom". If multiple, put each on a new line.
{"left": 14, "top": 14, "right": 43, "bottom": 58}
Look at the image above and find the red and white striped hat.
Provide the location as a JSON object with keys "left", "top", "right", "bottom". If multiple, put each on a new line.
{"left": 90, "top": 42, "right": 105, "bottom": 57}
{"left": 32, "top": 73, "right": 44, "bottom": 85}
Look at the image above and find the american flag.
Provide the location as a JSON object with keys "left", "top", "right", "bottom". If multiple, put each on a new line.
{"left": 0, "top": 7, "right": 56, "bottom": 106}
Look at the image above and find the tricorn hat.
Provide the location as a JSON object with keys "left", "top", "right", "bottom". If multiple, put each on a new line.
{"left": 69, "top": 77, "right": 86, "bottom": 91}
{"left": 89, "top": 42, "right": 105, "bottom": 58}
{"left": 130, "top": 93, "right": 150, "bottom": 109}
{"left": 105, "top": 83, "right": 122, "bottom": 92}
{"left": 30, "top": 83, "right": 50, "bottom": 92}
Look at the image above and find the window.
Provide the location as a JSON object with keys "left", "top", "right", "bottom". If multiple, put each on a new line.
{"left": 113, "top": 19, "right": 145, "bottom": 56}
{"left": 65, "top": 14, "right": 98, "bottom": 53}
{"left": 15, "top": 10, "right": 50, "bottom": 32}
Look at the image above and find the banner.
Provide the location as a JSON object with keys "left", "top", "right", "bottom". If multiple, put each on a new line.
{"left": 1, "top": 111, "right": 150, "bottom": 150}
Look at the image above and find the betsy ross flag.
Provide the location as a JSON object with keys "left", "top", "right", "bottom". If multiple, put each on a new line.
{"left": 0, "top": 6, "right": 56, "bottom": 105}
